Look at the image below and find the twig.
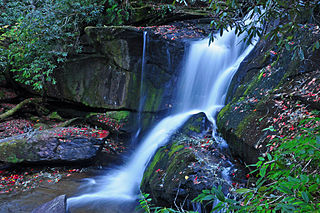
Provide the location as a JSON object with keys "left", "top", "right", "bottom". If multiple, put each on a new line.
{"left": 302, "top": 159, "right": 312, "bottom": 172}
{"left": 174, "top": 181, "right": 181, "bottom": 211}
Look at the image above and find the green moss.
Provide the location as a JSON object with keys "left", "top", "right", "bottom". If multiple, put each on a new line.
{"left": 0, "top": 140, "right": 27, "bottom": 163}
{"left": 7, "top": 155, "right": 23, "bottom": 163}
{"left": 235, "top": 112, "right": 257, "bottom": 138}
{"left": 107, "top": 111, "right": 130, "bottom": 122}
{"left": 49, "top": 111, "right": 63, "bottom": 121}
{"left": 230, "top": 85, "right": 245, "bottom": 103}
{"left": 168, "top": 144, "right": 184, "bottom": 158}
{"left": 188, "top": 125, "right": 201, "bottom": 133}
{"left": 143, "top": 83, "right": 163, "bottom": 112}
{"left": 126, "top": 72, "right": 140, "bottom": 109}
{"left": 217, "top": 103, "right": 231, "bottom": 126}
{"left": 141, "top": 146, "right": 166, "bottom": 185}
{"left": 243, "top": 72, "right": 262, "bottom": 97}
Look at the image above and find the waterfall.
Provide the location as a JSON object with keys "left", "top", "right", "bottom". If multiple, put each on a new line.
{"left": 133, "top": 31, "right": 148, "bottom": 142}
{"left": 68, "top": 23, "right": 257, "bottom": 210}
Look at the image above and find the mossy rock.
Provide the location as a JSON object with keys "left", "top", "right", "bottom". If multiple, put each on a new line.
{"left": 106, "top": 111, "right": 130, "bottom": 123}
{"left": 0, "top": 128, "right": 102, "bottom": 164}
{"left": 179, "top": 112, "right": 211, "bottom": 136}
{"left": 217, "top": 29, "right": 320, "bottom": 164}
{"left": 140, "top": 133, "right": 235, "bottom": 210}
{"left": 140, "top": 141, "right": 197, "bottom": 207}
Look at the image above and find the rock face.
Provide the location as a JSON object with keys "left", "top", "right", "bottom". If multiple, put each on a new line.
{"left": 31, "top": 195, "right": 66, "bottom": 213}
{"left": 0, "top": 128, "right": 102, "bottom": 164}
{"left": 46, "top": 26, "right": 186, "bottom": 113}
{"left": 217, "top": 29, "right": 320, "bottom": 164}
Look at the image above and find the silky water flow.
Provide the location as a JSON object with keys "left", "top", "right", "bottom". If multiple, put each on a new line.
{"left": 67, "top": 24, "right": 258, "bottom": 213}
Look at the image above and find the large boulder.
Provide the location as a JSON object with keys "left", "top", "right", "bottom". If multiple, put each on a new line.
{"left": 46, "top": 26, "right": 187, "bottom": 113}
{"left": 141, "top": 114, "right": 247, "bottom": 210}
{"left": 0, "top": 127, "right": 103, "bottom": 165}
{"left": 217, "top": 28, "right": 320, "bottom": 164}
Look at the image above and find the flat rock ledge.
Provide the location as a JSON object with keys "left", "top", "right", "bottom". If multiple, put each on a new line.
{"left": 0, "top": 127, "right": 103, "bottom": 165}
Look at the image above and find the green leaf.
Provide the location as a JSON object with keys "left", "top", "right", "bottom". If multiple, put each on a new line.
{"left": 277, "top": 185, "right": 293, "bottom": 195}
{"left": 211, "top": 202, "right": 224, "bottom": 212}
{"left": 260, "top": 166, "right": 267, "bottom": 177}
{"left": 267, "top": 153, "right": 272, "bottom": 161}
{"left": 201, "top": 194, "right": 215, "bottom": 201}
{"left": 235, "top": 188, "right": 252, "bottom": 194}
{"left": 288, "top": 176, "right": 300, "bottom": 184}
{"left": 211, "top": 187, "right": 225, "bottom": 202}
{"left": 301, "top": 191, "right": 309, "bottom": 203}
{"left": 300, "top": 175, "right": 309, "bottom": 183}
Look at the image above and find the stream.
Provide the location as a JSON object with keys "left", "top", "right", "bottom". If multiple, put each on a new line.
{"left": 67, "top": 19, "right": 257, "bottom": 212}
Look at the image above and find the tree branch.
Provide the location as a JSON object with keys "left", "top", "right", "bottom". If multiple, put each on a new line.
{"left": 0, "top": 97, "right": 42, "bottom": 121}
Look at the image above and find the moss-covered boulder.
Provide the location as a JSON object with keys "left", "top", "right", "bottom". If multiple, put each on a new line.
{"left": 217, "top": 28, "right": 320, "bottom": 164}
{"left": 0, "top": 127, "right": 103, "bottom": 165}
{"left": 140, "top": 133, "right": 247, "bottom": 210}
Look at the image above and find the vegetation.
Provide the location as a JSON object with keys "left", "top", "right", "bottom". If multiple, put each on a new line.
{"left": 207, "top": 0, "right": 320, "bottom": 59}
{"left": 193, "top": 115, "right": 320, "bottom": 212}
{"left": 138, "top": 193, "right": 197, "bottom": 213}
{"left": 0, "top": 0, "right": 125, "bottom": 90}
{"left": 138, "top": 115, "right": 320, "bottom": 212}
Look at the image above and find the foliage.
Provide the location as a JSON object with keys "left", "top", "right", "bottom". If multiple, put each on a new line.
{"left": 193, "top": 115, "right": 320, "bottom": 212}
{"left": 207, "top": 0, "right": 320, "bottom": 60}
{"left": 137, "top": 193, "right": 197, "bottom": 213}
{"left": 0, "top": 0, "right": 119, "bottom": 90}
{"left": 104, "top": 0, "right": 129, "bottom": 25}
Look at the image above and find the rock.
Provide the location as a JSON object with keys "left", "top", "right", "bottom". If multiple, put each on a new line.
{"left": 217, "top": 29, "right": 320, "bottom": 164}
{"left": 45, "top": 26, "right": 186, "bottom": 114}
{"left": 31, "top": 194, "right": 66, "bottom": 213}
{"left": 140, "top": 135, "right": 240, "bottom": 210}
{"left": 140, "top": 113, "right": 244, "bottom": 210}
{"left": 0, "top": 127, "right": 103, "bottom": 165}
{"left": 179, "top": 112, "right": 211, "bottom": 137}
{"left": 38, "top": 25, "right": 196, "bottom": 134}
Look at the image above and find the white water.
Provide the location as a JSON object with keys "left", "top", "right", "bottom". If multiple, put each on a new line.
{"left": 68, "top": 23, "right": 257, "bottom": 209}
{"left": 134, "top": 31, "right": 148, "bottom": 141}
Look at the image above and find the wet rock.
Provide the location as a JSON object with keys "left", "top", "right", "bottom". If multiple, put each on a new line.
{"left": 0, "top": 127, "right": 103, "bottom": 165}
{"left": 179, "top": 112, "right": 211, "bottom": 137}
{"left": 31, "top": 194, "right": 66, "bottom": 213}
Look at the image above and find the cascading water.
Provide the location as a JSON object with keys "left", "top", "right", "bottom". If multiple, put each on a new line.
{"left": 68, "top": 21, "right": 258, "bottom": 212}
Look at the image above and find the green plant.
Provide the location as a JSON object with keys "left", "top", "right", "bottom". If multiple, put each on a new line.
{"left": 137, "top": 193, "right": 197, "bottom": 213}
{"left": 105, "top": 0, "right": 129, "bottom": 25}
{"left": 193, "top": 116, "right": 320, "bottom": 212}
{"left": 0, "top": 0, "right": 106, "bottom": 90}
{"left": 207, "top": 0, "right": 320, "bottom": 61}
